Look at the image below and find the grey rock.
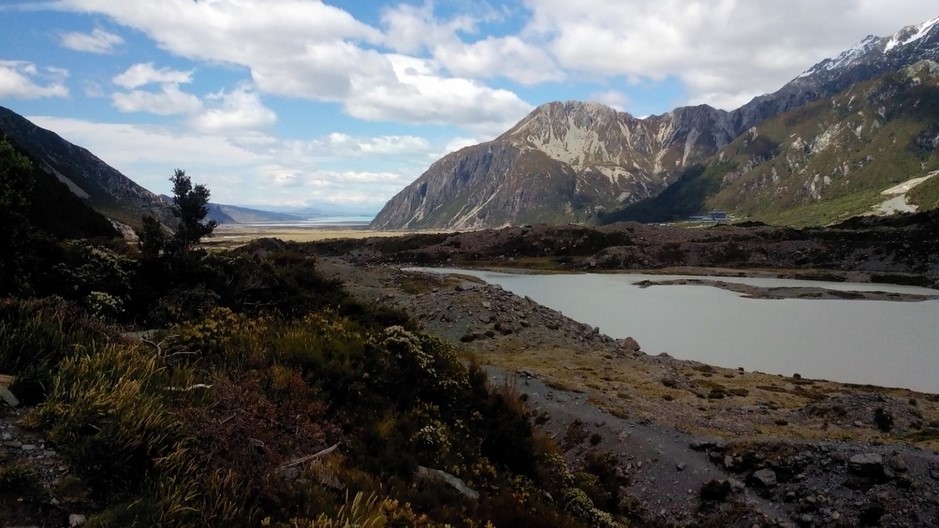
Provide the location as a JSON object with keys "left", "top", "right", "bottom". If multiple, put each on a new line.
{"left": 849, "top": 453, "right": 884, "bottom": 477}
{"left": 752, "top": 468, "right": 777, "bottom": 487}
{"left": 69, "top": 514, "right": 87, "bottom": 527}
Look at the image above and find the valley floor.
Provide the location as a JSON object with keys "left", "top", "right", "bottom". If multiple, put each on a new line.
{"left": 318, "top": 256, "right": 939, "bottom": 526}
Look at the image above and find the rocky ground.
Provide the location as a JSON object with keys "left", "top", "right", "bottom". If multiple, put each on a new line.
{"left": 0, "top": 406, "right": 85, "bottom": 528}
{"left": 317, "top": 256, "right": 939, "bottom": 527}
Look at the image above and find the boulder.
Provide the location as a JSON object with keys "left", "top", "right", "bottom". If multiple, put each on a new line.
{"left": 848, "top": 453, "right": 885, "bottom": 478}
{"left": 620, "top": 337, "right": 641, "bottom": 351}
{"left": 752, "top": 468, "right": 777, "bottom": 488}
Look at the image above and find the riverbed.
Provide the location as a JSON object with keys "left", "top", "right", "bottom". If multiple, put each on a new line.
{"left": 414, "top": 268, "right": 939, "bottom": 392}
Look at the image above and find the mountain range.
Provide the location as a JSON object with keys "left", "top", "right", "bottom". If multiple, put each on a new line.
{"left": 372, "top": 15, "right": 939, "bottom": 229}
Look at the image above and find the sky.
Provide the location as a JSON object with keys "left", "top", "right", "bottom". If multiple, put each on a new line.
{"left": 1, "top": 1, "right": 938, "bottom": 214}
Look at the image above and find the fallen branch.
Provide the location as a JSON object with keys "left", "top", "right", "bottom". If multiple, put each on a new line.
{"left": 277, "top": 442, "right": 341, "bottom": 472}
{"left": 164, "top": 384, "right": 214, "bottom": 392}
{"left": 140, "top": 337, "right": 162, "bottom": 356}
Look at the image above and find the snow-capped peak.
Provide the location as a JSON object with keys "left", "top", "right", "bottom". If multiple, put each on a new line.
{"left": 884, "top": 14, "right": 939, "bottom": 53}
{"left": 797, "top": 34, "right": 879, "bottom": 78}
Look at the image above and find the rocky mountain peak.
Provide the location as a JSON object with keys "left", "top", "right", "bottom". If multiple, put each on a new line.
{"left": 884, "top": 14, "right": 939, "bottom": 53}
{"left": 499, "top": 101, "right": 642, "bottom": 170}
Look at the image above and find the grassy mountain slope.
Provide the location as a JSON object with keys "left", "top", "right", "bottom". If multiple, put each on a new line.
{"left": 604, "top": 61, "right": 939, "bottom": 226}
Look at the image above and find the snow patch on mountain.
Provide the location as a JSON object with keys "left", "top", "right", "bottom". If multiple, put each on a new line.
{"left": 885, "top": 15, "right": 939, "bottom": 53}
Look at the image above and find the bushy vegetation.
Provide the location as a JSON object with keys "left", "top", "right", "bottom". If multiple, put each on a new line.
{"left": 0, "top": 147, "right": 626, "bottom": 526}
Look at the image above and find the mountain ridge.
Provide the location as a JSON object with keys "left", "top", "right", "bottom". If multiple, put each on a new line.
{"left": 373, "top": 14, "right": 939, "bottom": 229}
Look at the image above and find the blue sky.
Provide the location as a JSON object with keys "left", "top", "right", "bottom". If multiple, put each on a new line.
{"left": 1, "top": 0, "right": 937, "bottom": 214}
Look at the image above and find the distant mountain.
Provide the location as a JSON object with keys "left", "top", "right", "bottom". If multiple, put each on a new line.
{"left": 0, "top": 106, "right": 172, "bottom": 229}
{"left": 205, "top": 203, "right": 305, "bottom": 224}
{"left": 374, "top": 14, "right": 939, "bottom": 229}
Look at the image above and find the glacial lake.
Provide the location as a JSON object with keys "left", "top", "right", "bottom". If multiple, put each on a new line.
{"left": 413, "top": 268, "right": 939, "bottom": 393}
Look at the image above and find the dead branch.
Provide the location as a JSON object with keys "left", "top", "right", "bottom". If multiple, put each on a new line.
{"left": 277, "top": 442, "right": 341, "bottom": 472}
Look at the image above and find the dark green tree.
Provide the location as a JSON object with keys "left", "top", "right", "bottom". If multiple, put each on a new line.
{"left": 0, "top": 138, "right": 35, "bottom": 294}
{"left": 169, "top": 169, "right": 217, "bottom": 253}
{"left": 138, "top": 214, "right": 167, "bottom": 260}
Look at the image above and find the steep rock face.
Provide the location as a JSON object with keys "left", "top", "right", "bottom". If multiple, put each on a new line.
{"left": 371, "top": 142, "right": 581, "bottom": 229}
{"left": 0, "top": 106, "right": 172, "bottom": 228}
{"left": 372, "top": 101, "right": 736, "bottom": 229}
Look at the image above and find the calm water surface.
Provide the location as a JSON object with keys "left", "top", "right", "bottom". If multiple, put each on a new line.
{"left": 415, "top": 268, "right": 939, "bottom": 393}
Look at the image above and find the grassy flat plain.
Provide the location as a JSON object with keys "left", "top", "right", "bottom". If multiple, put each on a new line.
{"left": 204, "top": 223, "right": 452, "bottom": 249}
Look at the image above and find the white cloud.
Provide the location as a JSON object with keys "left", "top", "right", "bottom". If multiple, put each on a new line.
{"left": 588, "top": 90, "right": 630, "bottom": 112}
{"left": 191, "top": 85, "right": 276, "bottom": 133}
{"left": 58, "top": 0, "right": 533, "bottom": 131}
{"left": 113, "top": 62, "right": 193, "bottom": 89}
{"left": 111, "top": 84, "right": 203, "bottom": 115}
{"left": 523, "top": 0, "right": 939, "bottom": 109}
{"left": 60, "top": 28, "right": 124, "bottom": 54}
{"left": 0, "top": 60, "right": 68, "bottom": 99}
{"left": 23, "top": 115, "right": 431, "bottom": 210}
{"left": 307, "top": 133, "right": 432, "bottom": 158}
{"left": 381, "top": 2, "right": 560, "bottom": 85}
{"left": 382, "top": 2, "right": 473, "bottom": 53}
{"left": 435, "top": 36, "right": 563, "bottom": 85}
{"left": 345, "top": 55, "right": 532, "bottom": 134}
{"left": 443, "top": 136, "right": 482, "bottom": 154}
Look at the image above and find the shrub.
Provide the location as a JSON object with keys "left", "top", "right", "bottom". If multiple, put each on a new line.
{"left": 0, "top": 297, "right": 113, "bottom": 403}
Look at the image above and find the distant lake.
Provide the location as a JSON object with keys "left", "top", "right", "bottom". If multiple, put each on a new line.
{"left": 234, "top": 216, "right": 374, "bottom": 228}
{"left": 414, "top": 269, "right": 939, "bottom": 393}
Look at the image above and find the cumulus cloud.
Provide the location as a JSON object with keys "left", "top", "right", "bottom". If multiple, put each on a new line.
{"left": 58, "top": 0, "right": 534, "bottom": 130}
{"left": 111, "top": 84, "right": 203, "bottom": 115}
{"left": 588, "top": 90, "right": 631, "bottom": 112}
{"left": 345, "top": 55, "right": 532, "bottom": 134}
{"left": 307, "top": 133, "right": 432, "bottom": 158}
{"left": 381, "top": 2, "right": 561, "bottom": 85}
{"left": 60, "top": 28, "right": 124, "bottom": 53}
{"left": 113, "top": 62, "right": 193, "bottom": 89}
{"left": 191, "top": 85, "right": 276, "bottom": 133}
{"left": 24, "top": 115, "right": 441, "bottom": 209}
{"left": 0, "top": 60, "right": 68, "bottom": 99}
{"left": 523, "top": 0, "right": 939, "bottom": 109}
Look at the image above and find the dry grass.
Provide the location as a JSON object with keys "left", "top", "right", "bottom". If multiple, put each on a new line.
{"left": 463, "top": 342, "right": 939, "bottom": 449}
{"left": 203, "top": 225, "right": 453, "bottom": 249}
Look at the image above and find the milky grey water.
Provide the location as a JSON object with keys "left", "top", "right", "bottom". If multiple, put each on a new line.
{"left": 413, "top": 268, "right": 939, "bottom": 393}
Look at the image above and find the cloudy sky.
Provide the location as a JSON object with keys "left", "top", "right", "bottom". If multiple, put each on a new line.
{"left": 1, "top": 1, "right": 937, "bottom": 214}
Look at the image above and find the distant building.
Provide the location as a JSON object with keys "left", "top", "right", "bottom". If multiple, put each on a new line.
{"left": 709, "top": 211, "right": 727, "bottom": 220}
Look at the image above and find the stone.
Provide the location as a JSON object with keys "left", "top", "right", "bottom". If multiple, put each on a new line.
{"left": 752, "top": 468, "right": 777, "bottom": 487}
{"left": 620, "top": 337, "right": 641, "bottom": 351}
{"left": 69, "top": 514, "right": 87, "bottom": 527}
{"left": 21, "top": 444, "right": 37, "bottom": 452}
{"left": 724, "top": 454, "right": 735, "bottom": 469}
{"left": 1, "top": 432, "right": 10, "bottom": 441}
{"left": 0, "top": 387, "right": 19, "bottom": 407}
{"left": 849, "top": 453, "right": 884, "bottom": 477}
{"left": 888, "top": 454, "right": 908, "bottom": 473}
